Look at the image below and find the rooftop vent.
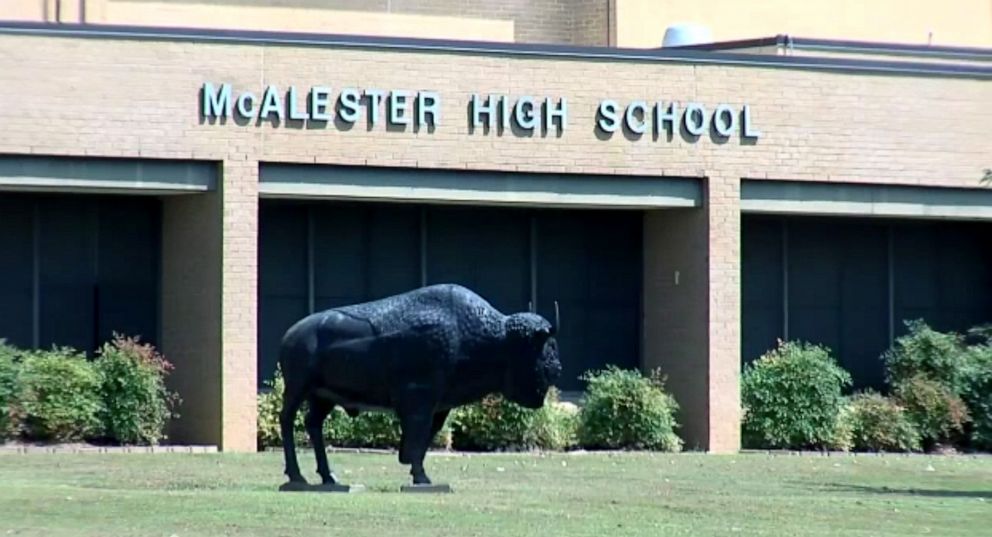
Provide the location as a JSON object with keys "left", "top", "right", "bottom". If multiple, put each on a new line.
{"left": 661, "top": 23, "right": 713, "bottom": 47}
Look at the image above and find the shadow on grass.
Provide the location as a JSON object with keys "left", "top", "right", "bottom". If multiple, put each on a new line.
{"left": 822, "top": 483, "right": 991, "bottom": 499}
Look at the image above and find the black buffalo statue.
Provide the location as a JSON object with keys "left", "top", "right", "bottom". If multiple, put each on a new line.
{"left": 277, "top": 283, "right": 562, "bottom": 487}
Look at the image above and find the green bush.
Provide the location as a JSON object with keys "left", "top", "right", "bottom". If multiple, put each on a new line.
{"left": 19, "top": 347, "right": 103, "bottom": 442}
{"left": 531, "top": 389, "right": 579, "bottom": 451}
{"left": 338, "top": 412, "right": 401, "bottom": 449}
{"left": 827, "top": 401, "right": 855, "bottom": 452}
{"left": 93, "top": 335, "right": 179, "bottom": 445}
{"left": 328, "top": 410, "right": 452, "bottom": 450}
{"left": 432, "top": 417, "right": 454, "bottom": 450}
{"left": 257, "top": 366, "right": 307, "bottom": 449}
{"left": 741, "top": 340, "right": 852, "bottom": 450}
{"left": 846, "top": 391, "right": 921, "bottom": 452}
{"left": 959, "top": 344, "right": 992, "bottom": 450}
{"left": 451, "top": 393, "right": 538, "bottom": 451}
{"left": 577, "top": 366, "right": 682, "bottom": 451}
{"left": 893, "top": 375, "right": 969, "bottom": 449}
{"left": 883, "top": 320, "right": 968, "bottom": 391}
{"left": 0, "top": 341, "right": 23, "bottom": 440}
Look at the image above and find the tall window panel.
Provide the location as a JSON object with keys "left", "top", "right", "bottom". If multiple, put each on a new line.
{"left": 425, "top": 206, "right": 531, "bottom": 314}
{"left": 258, "top": 202, "right": 308, "bottom": 384}
{"left": 0, "top": 197, "right": 34, "bottom": 348}
{"left": 38, "top": 197, "right": 98, "bottom": 351}
{"left": 741, "top": 217, "right": 784, "bottom": 365}
{"left": 893, "top": 221, "right": 992, "bottom": 337}
{"left": 96, "top": 198, "right": 160, "bottom": 347}
{"left": 536, "top": 210, "right": 641, "bottom": 391}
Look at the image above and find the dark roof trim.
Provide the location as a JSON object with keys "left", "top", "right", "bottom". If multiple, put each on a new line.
{"left": 1, "top": 21, "right": 991, "bottom": 79}
{"left": 792, "top": 37, "right": 992, "bottom": 61}
{"left": 666, "top": 36, "right": 782, "bottom": 51}
{"left": 674, "top": 34, "right": 992, "bottom": 61}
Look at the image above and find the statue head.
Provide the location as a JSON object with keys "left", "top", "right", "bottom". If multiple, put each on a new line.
{"left": 502, "top": 312, "right": 562, "bottom": 408}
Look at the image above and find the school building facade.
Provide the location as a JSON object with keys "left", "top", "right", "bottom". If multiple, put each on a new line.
{"left": 0, "top": 2, "right": 990, "bottom": 453}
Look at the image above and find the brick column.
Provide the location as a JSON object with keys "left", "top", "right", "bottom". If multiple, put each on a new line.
{"left": 642, "top": 176, "right": 741, "bottom": 453}
{"left": 707, "top": 176, "right": 741, "bottom": 453}
{"left": 220, "top": 159, "right": 259, "bottom": 453}
{"left": 161, "top": 160, "right": 258, "bottom": 452}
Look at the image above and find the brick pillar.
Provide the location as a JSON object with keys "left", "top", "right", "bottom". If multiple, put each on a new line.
{"left": 220, "top": 160, "right": 259, "bottom": 453}
{"left": 161, "top": 160, "right": 258, "bottom": 452}
{"left": 642, "top": 176, "right": 741, "bottom": 453}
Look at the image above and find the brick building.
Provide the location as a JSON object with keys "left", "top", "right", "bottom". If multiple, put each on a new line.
{"left": 0, "top": 1, "right": 990, "bottom": 453}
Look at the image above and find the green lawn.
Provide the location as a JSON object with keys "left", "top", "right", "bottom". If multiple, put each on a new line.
{"left": 0, "top": 450, "right": 988, "bottom": 537}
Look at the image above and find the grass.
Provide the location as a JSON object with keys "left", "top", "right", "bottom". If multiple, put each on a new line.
{"left": 0, "top": 450, "right": 988, "bottom": 537}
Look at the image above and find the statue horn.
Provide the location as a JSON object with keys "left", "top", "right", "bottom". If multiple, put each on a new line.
{"left": 554, "top": 300, "right": 560, "bottom": 333}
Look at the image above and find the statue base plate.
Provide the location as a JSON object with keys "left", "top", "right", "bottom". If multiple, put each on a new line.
{"left": 400, "top": 483, "right": 453, "bottom": 494}
{"left": 279, "top": 481, "right": 365, "bottom": 493}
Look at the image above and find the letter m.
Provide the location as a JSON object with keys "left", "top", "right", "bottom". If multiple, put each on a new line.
{"left": 201, "top": 83, "right": 232, "bottom": 119}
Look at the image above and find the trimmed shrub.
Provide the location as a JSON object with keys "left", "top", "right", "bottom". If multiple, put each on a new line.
{"left": 0, "top": 341, "right": 22, "bottom": 440}
{"left": 93, "top": 335, "right": 179, "bottom": 445}
{"left": 432, "top": 417, "right": 454, "bottom": 450}
{"left": 847, "top": 391, "right": 921, "bottom": 452}
{"left": 338, "top": 412, "right": 401, "bottom": 449}
{"left": 827, "top": 401, "right": 855, "bottom": 452}
{"left": 883, "top": 320, "right": 968, "bottom": 391}
{"left": 741, "top": 340, "right": 852, "bottom": 450}
{"left": 19, "top": 347, "right": 103, "bottom": 442}
{"left": 451, "top": 394, "right": 537, "bottom": 451}
{"left": 531, "top": 388, "right": 579, "bottom": 451}
{"left": 577, "top": 366, "right": 682, "bottom": 452}
{"left": 893, "top": 375, "right": 969, "bottom": 449}
{"left": 959, "top": 344, "right": 992, "bottom": 450}
{"left": 327, "top": 410, "right": 452, "bottom": 450}
{"left": 321, "top": 407, "right": 353, "bottom": 448}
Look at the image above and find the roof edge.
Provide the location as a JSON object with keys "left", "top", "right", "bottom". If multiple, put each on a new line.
{"left": 0, "top": 22, "right": 990, "bottom": 79}
{"left": 671, "top": 34, "right": 992, "bottom": 61}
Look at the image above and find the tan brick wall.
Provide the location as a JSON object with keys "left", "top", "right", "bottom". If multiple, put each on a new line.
{"left": 642, "top": 208, "right": 709, "bottom": 449}
{"left": 1, "top": 35, "right": 986, "bottom": 186}
{"left": 161, "top": 192, "right": 222, "bottom": 447}
{"left": 571, "top": 0, "right": 610, "bottom": 46}
{"left": 0, "top": 35, "right": 987, "bottom": 185}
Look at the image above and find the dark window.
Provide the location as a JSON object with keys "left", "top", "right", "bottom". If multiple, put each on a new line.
{"left": 0, "top": 193, "right": 160, "bottom": 355}
{"left": 743, "top": 215, "right": 992, "bottom": 390}
{"left": 0, "top": 197, "right": 34, "bottom": 348}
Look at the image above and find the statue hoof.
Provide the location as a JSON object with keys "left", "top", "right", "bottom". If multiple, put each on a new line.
{"left": 279, "top": 481, "right": 311, "bottom": 492}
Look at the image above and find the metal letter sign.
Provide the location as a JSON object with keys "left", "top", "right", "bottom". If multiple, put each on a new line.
{"left": 200, "top": 83, "right": 758, "bottom": 142}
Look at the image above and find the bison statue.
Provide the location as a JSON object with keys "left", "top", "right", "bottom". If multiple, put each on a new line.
{"left": 277, "top": 283, "right": 562, "bottom": 488}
